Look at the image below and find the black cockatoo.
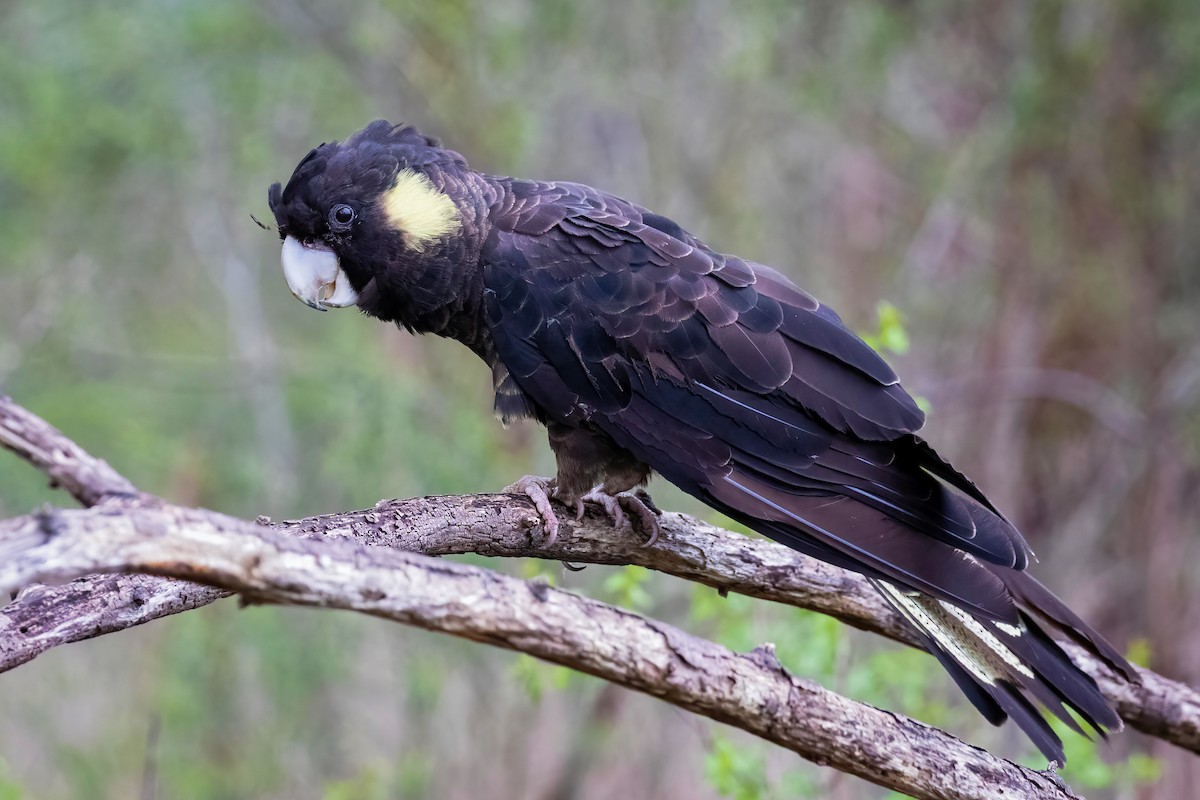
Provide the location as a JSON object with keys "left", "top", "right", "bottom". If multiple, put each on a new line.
{"left": 268, "top": 120, "right": 1133, "bottom": 763}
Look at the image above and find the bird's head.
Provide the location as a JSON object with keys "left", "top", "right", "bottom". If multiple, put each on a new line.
{"left": 268, "top": 120, "right": 469, "bottom": 316}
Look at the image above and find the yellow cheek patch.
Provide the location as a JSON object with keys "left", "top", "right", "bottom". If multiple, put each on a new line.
{"left": 381, "top": 169, "right": 461, "bottom": 251}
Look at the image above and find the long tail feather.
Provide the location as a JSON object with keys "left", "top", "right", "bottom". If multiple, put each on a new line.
{"left": 873, "top": 580, "right": 1122, "bottom": 764}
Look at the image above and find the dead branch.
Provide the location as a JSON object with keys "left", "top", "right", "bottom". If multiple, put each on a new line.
{"left": 0, "top": 396, "right": 138, "bottom": 506}
{"left": 2, "top": 394, "right": 1196, "bottom": 795}
{"left": 0, "top": 501, "right": 1079, "bottom": 800}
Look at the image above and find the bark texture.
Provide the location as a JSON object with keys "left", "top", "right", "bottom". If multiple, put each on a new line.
{"left": 0, "top": 501, "right": 1082, "bottom": 800}
{"left": 2, "top": 395, "right": 1196, "bottom": 798}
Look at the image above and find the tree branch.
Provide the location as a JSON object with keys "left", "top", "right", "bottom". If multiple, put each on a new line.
{"left": 2, "top": 395, "right": 1198, "bottom": 793}
{"left": 0, "top": 396, "right": 139, "bottom": 506}
{"left": 4, "top": 495, "right": 1196, "bottom": 756}
{"left": 0, "top": 501, "right": 1080, "bottom": 800}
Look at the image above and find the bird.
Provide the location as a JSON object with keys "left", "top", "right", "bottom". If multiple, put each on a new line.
{"left": 268, "top": 119, "right": 1134, "bottom": 764}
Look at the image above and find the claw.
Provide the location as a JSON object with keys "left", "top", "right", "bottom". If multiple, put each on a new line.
{"left": 579, "top": 488, "right": 629, "bottom": 530}
{"left": 504, "top": 476, "right": 664, "bottom": 548}
{"left": 633, "top": 489, "right": 662, "bottom": 516}
{"left": 504, "top": 475, "right": 561, "bottom": 546}
{"left": 624, "top": 495, "right": 662, "bottom": 547}
{"left": 577, "top": 486, "right": 662, "bottom": 546}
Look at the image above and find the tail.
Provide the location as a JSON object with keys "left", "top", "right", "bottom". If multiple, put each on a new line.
{"left": 874, "top": 577, "right": 1136, "bottom": 764}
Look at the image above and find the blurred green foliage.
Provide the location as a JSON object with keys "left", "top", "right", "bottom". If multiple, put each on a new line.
{"left": 0, "top": 760, "right": 20, "bottom": 800}
{"left": 861, "top": 301, "right": 911, "bottom": 356}
{"left": 1, "top": 0, "right": 1189, "bottom": 797}
{"left": 1054, "top": 717, "right": 1164, "bottom": 794}
{"left": 704, "top": 735, "right": 769, "bottom": 800}
{"left": 602, "top": 565, "right": 654, "bottom": 612}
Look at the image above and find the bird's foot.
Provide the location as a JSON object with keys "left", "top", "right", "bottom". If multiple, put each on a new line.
{"left": 574, "top": 487, "right": 663, "bottom": 547}
{"left": 503, "top": 475, "right": 563, "bottom": 546}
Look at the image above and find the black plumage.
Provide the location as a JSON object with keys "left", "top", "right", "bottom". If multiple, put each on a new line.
{"left": 269, "top": 120, "right": 1135, "bottom": 763}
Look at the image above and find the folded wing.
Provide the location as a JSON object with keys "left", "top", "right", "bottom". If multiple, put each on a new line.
{"left": 482, "top": 180, "right": 1133, "bottom": 762}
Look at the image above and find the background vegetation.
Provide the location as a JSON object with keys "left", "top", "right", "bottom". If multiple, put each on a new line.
{"left": 1, "top": 1, "right": 1196, "bottom": 797}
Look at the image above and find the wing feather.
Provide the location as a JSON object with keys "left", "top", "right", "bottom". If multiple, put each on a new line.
{"left": 480, "top": 181, "right": 1129, "bottom": 759}
{"left": 483, "top": 183, "right": 1025, "bottom": 583}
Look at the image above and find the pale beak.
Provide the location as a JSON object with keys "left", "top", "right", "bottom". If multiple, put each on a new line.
{"left": 280, "top": 235, "right": 359, "bottom": 311}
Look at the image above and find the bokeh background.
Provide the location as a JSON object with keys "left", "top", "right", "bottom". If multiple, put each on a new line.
{"left": 1, "top": 2, "right": 1197, "bottom": 798}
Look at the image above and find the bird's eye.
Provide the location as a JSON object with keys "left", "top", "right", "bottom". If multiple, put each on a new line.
{"left": 329, "top": 204, "right": 356, "bottom": 229}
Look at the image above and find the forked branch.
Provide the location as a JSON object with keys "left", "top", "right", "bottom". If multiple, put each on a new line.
{"left": 2, "top": 395, "right": 1196, "bottom": 799}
